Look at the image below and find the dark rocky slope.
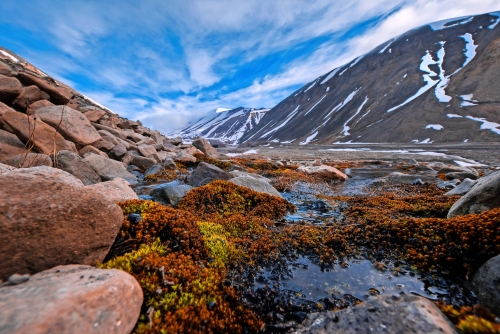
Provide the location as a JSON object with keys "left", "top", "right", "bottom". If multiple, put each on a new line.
{"left": 237, "top": 12, "right": 500, "bottom": 144}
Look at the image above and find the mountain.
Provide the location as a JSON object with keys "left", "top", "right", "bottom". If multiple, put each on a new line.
{"left": 234, "top": 11, "right": 500, "bottom": 144}
{"left": 172, "top": 107, "right": 270, "bottom": 143}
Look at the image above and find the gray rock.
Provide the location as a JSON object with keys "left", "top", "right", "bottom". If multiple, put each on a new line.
{"left": 186, "top": 162, "right": 233, "bottom": 187}
{"left": 174, "top": 150, "right": 196, "bottom": 163}
{"left": 163, "top": 158, "right": 177, "bottom": 170}
{"left": 438, "top": 166, "right": 478, "bottom": 176}
{"left": 0, "top": 265, "right": 143, "bottom": 334}
{"left": 412, "top": 178, "right": 424, "bottom": 185}
{"left": 437, "top": 179, "right": 460, "bottom": 189}
{"left": 131, "top": 155, "right": 156, "bottom": 171}
{"left": 415, "top": 164, "right": 434, "bottom": 172}
{"left": 192, "top": 137, "right": 220, "bottom": 158}
{"left": 144, "top": 164, "right": 165, "bottom": 178}
{"left": 293, "top": 294, "right": 456, "bottom": 334}
{"left": 83, "top": 153, "right": 138, "bottom": 184}
{"left": 446, "top": 171, "right": 479, "bottom": 180}
{"left": 3, "top": 273, "right": 30, "bottom": 286}
{"left": 171, "top": 136, "right": 183, "bottom": 145}
{"left": 138, "top": 144, "right": 157, "bottom": 157}
{"left": 445, "top": 178, "right": 477, "bottom": 196}
{"left": 110, "top": 143, "right": 127, "bottom": 158}
{"left": 150, "top": 182, "right": 193, "bottom": 206}
{"left": 85, "top": 178, "right": 138, "bottom": 203}
{"left": 54, "top": 150, "right": 101, "bottom": 185}
{"left": 230, "top": 175, "right": 281, "bottom": 197}
{"left": 472, "top": 255, "right": 500, "bottom": 316}
{"left": 448, "top": 171, "right": 500, "bottom": 218}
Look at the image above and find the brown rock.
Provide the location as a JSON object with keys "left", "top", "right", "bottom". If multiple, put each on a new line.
{"left": 110, "top": 143, "right": 127, "bottom": 158}
{"left": 65, "top": 139, "right": 78, "bottom": 154}
{"left": 0, "top": 61, "right": 17, "bottom": 77}
{"left": 192, "top": 137, "right": 220, "bottom": 158}
{"left": 26, "top": 99, "right": 54, "bottom": 115}
{"left": 138, "top": 144, "right": 157, "bottom": 157}
{"left": 92, "top": 122, "right": 128, "bottom": 140}
{"left": 117, "top": 119, "right": 137, "bottom": 129}
{"left": 183, "top": 146, "right": 204, "bottom": 156}
{"left": 0, "top": 128, "right": 26, "bottom": 161}
{"left": 174, "top": 150, "right": 196, "bottom": 163}
{"left": 297, "top": 165, "right": 349, "bottom": 181}
{"left": 54, "top": 150, "right": 101, "bottom": 185}
{"left": 0, "top": 74, "right": 22, "bottom": 104}
{"left": 136, "top": 137, "right": 156, "bottom": 146}
{"left": 131, "top": 155, "right": 156, "bottom": 170}
{"left": 0, "top": 166, "right": 123, "bottom": 279}
{"left": 92, "top": 138, "right": 115, "bottom": 152}
{"left": 13, "top": 85, "right": 43, "bottom": 110}
{"left": 0, "top": 265, "right": 143, "bottom": 334}
{"left": 98, "top": 130, "right": 119, "bottom": 146}
{"left": 85, "top": 178, "right": 138, "bottom": 203}
{"left": 17, "top": 72, "right": 73, "bottom": 104}
{"left": 78, "top": 145, "right": 108, "bottom": 158}
{"left": 83, "top": 153, "right": 138, "bottom": 184}
{"left": 83, "top": 108, "right": 106, "bottom": 122}
{"left": 128, "top": 132, "right": 147, "bottom": 142}
{"left": 4, "top": 153, "right": 52, "bottom": 168}
{"left": 35, "top": 106, "right": 101, "bottom": 146}
{"left": 0, "top": 100, "right": 14, "bottom": 116}
{"left": 122, "top": 150, "right": 139, "bottom": 165}
{"left": 156, "top": 151, "right": 177, "bottom": 162}
{"left": 2, "top": 110, "right": 73, "bottom": 155}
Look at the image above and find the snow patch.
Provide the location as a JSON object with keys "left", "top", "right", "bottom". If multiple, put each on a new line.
{"left": 226, "top": 149, "right": 259, "bottom": 157}
{"left": 488, "top": 12, "right": 500, "bottom": 29}
{"left": 434, "top": 42, "right": 452, "bottom": 103}
{"left": 460, "top": 33, "right": 477, "bottom": 68}
{"left": 299, "top": 131, "right": 318, "bottom": 145}
{"left": 304, "top": 80, "right": 318, "bottom": 93}
{"left": 259, "top": 105, "right": 301, "bottom": 138}
{"left": 82, "top": 95, "right": 115, "bottom": 114}
{"left": 281, "top": 139, "right": 296, "bottom": 144}
{"left": 341, "top": 96, "right": 369, "bottom": 136}
{"left": 326, "top": 87, "right": 330, "bottom": 92}
{"left": 447, "top": 114, "right": 463, "bottom": 118}
{"left": 466, "top": 116, "right": 500, "bottom": 135}
{"left": 425, "top": 124, "right": 443, "bottom": 130}
{"left": 461, "top": 101, "right": 478, "bottom": 107}
{"left": 304, "top": 94, "right": 327, "bottom": 116}
{"left": 429, "top": 16, "right": 474, "bottom": 30}
{"left": 0, "top": 50, "right": 19, "bottom": 63}
{"left": 324, "top": 88, "right": 360, "bottom": 120}
{"left": 320, "top": 67, "right": 341, "bottom": 84}
{"left": 379, "top": 40, "right": 393, "bottom": 53}
{"left": 214, "top": 108, "right": 231, "bottom": 113}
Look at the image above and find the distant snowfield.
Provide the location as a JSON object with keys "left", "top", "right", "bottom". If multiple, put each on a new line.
{"left": 0, "top": 50, "right": 19, "bottom": 62}
{"left": 323, "top": 148, "right": 486, "bottom": 166}
{"left": 225, "top": 149, "right": 259, "bottom": 157}
{"left": 425, "top": 124, "right": 443, "bottom": 130}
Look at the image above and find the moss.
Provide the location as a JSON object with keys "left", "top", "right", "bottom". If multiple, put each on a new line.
{"left": 144, "top": 169, "right": 178, "bottom": 182}
{"left": 193, "top": 153, "right": 233, "bottom": 171}
{"left": 436, "top": 302, "right": 500, "bottom": 333}
{"left": 198, "top": 221, "right": 243, "bottom": 265}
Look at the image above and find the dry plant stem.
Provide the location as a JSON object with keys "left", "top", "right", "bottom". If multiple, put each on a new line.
{"left": 16, "top": 114, "right": 37, "bottom": 168}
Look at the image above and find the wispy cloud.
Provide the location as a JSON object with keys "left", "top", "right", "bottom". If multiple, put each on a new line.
{"left": 0, "top": 0, "right": 499, "bottom": 134}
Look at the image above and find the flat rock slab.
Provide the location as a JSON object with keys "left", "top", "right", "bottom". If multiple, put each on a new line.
{"left": 85, "top": 178, "right": 138, "bottom": 204}
{"left": 150, "top": 182, "right": 192, "bottom": 206}
{"left": 35, "top": 106, "right": 101, "bottom": 146}
{"left": 445, "top": 178, "right": 477, "bottom": 196}
{"left": 0, "top": 265, "right": 143, "bottom": 334}
{"left": 293, "top": 294, "right": 456, "bottom": 334}
{"left": 0, "top": 166, "right": 123, "bottom": 280}
{"left": 230, "top": 175, "right": 281, "bottom": 197}
{"left": 55, "top": 150, "right": 101, "bottom": 185}
{"left": 84, "top": 153, "right": 138, "bottom": 184}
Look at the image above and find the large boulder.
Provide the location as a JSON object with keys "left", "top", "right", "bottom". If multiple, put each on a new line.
{"left": 230, "top": 175, "right": 281, "bottom": 197}
{"left": 13, "top": 85, "right": 44, "bottom": 110}
{"left": 131, "top": 155, "right": 156, "bottom": 170}
{"left": 150, "top": 182, "right": 193, "bottom": 206}
{"left": 0, "top": 167, "right": 123, "bottom": 280}
{"left": 26, "top": 99, "right": 54, "bottom": 115}
{"left": 35, "top": 106, "right": 101, "bottom": 146}
{"left": 54, "top": 150, "right": 101, "bottom": 185}
{"left": 472, "top": 255, "right": 500, "bottom": 316}
{"left": 138, "top": 144, "right": 157, "bottom": 157}
{"left": 192, "top": 137, "right": 220, "bottom": 158}
{"left": 448, "top": 171, "right": 500, "bottom": 218}
{"left": 85, "top": 178, "right": 138, "bottom": 203}
{"left": 0, "top": 265, "right": 143, "bottom": 334}
{"left": 0, "top": 128, "right": 26, "bottom": 161}
{"left": 2, "top": 110, "right": 74, "bottom": 154}
{"left": 446, "top": 171, "right": 479, "bottom": 180}
{"left": 3, "top": 153, "right": 52, "bottom": 168}
{"left": 186, "top": 162, "right": 233, "bottom": 187}
{"left": 438, "top": 166, "right": 478, "bottom": 176}
{"left": 0, "top": 74, "right": 22, "bottom": 104}
{"left": 16, "top": 72, "right": 73, "bottom": 105}
{"left": 83, "top": 153, "right": 138, "bottom": 184}
{"left": 298, "top": 165, "right": 349, "bottom": 181}
{"left": 294, "top": 294, "right": 456, "bottom": 334}
{"left": 78, "top": 145, "right": 108, "bottom": 158}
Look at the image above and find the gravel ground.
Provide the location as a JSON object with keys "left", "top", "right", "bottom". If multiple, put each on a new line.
{"left": 219, "top": 143, "right": 500, "bottom": 167}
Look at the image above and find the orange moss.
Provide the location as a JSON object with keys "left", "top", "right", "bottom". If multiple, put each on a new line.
{"left": 193, "top": 153, "right": 233, "bottom": 171}
{"left": 144, "top": 169, "right": 178, "bottom": 182}
{"left": 178, "top": 180, "right": 296, "bottom": 221}
{"left": 436, "top": 302, "right": 500, "bottom": 334}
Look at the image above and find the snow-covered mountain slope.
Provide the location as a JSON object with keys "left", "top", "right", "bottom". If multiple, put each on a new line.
{"left": 237, "top": 11, "right": 500, "bottom": 144}
{"left": 171, "top": 107, "right": 270, "bottom": 143}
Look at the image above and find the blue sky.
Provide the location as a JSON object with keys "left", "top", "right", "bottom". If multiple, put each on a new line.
{"left": 1, "top": 0, "right": 499, "bottom": 133}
